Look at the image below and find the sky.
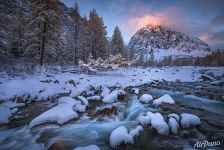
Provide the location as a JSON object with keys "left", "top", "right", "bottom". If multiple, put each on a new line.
{"left": 61, "top": 0, "right": 224, "bottom": 49}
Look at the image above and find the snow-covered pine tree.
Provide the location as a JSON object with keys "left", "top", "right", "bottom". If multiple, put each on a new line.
{"left": 88, "top": 9, "right": 107, "bottom": 59}
{"left": 111, "top": 26, "right": 125, "bottom": 56}
{"left": 29, "top": 0, "right": 61, "bottom": 66}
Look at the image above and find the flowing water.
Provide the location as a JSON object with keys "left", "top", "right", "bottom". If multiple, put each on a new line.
{"left": 0, "top": 86, "right": 224, "bottom": 150}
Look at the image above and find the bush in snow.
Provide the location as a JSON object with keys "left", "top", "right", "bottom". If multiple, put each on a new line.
{"left": 109, "top": 126, "right": 134, "bottom": 148}
{"left": 180, "top": 113, "right": 201, "bottom": 128}
{"left": 73, "top": 145, "right": 100, "bottom": 150}
{"left": 152, "top": 94, "right": 175, "bottom": 106}
{"left": 139, "top": 94, "right": 153, "bottom": 103}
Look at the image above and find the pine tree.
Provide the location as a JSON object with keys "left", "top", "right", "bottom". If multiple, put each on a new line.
{"left": 111, "top": 26, "right": 124, "bottom": 56}
{"left": 29, "top": 0, "right": 61, "bottom": 65}
{"left": 88, "top": 9, "right": 107, "bottom": 59}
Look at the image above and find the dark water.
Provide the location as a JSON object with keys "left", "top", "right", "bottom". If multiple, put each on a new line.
{"left": 0, "top": 87, "right": 224, "bottom": 150}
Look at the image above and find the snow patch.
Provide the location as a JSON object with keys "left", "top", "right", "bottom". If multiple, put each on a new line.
{"left": 139, "top": 94, "right": 153, "bottom": 103}
{"left": 180, "top": 113, "right": 201, "bottom": 128}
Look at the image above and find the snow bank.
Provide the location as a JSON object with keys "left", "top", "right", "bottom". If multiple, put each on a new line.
{"left": 139, "top": 94, "right": 153, "bottom": 103}
{"left": 153, "top": 94, "right": 175, "bottom": 106}
{"left": 180, "top": 113, "right": 201, "bottom": 128}
{"left": 29, "top": 97, "right": 79, "bottom": 128}
{"left": 168, "top": 117, "right": 179, "bottom": 134}
{"left": 102, "top": 90, "right": 125, "bottom": 103}
{"left": 0, "top": 106, "right": 12, "bottom": 124}
{"left": 147, "top": 112, "right": 169, "bottom": 135}
{"left": 129, "top": 125, "right": 144, "bottom": 137}
{"left": 109, "top": 126, "right": 134, "bottom": 148}
{"left": 101, "top": 86, "right": 110, "bottom": 98}
{"left": 73, "top": 145, "right": 100, "bottom": 150}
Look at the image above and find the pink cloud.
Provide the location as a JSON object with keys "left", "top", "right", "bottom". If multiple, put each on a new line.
{"left": 122, "top": 7, "right": 187, "bottom": 36}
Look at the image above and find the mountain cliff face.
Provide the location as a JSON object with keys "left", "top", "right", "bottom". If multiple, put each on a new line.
{"left": 128, "top": 25, "right": 211, "bottom": 60}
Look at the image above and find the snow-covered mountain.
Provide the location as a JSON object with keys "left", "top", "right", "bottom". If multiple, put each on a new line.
{"left": 128, "top": 25, "right": 211, "bottom": 60}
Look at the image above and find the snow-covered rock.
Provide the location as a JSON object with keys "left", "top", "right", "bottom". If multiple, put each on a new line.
{"left": 87, "top": 96, "right": 101, "bottom": 101}
{"left": 73, "top": 103, "right": 86, "bottom": 113}
{"left": 29, "top": 97, "right": 79, "bottom": 128}
{"left": 132, "top": 88, "right": 140, "bottom": 94}
{"left": 0, "top": 106, "right": 12, "bottom": 124}
{"left": 109, "top": 126, "right": 134, "bottom": 148}
{"left": 153, "top": 94, "right": 175, "bottom": 106}
{"left": 0, "top": 101, "right": 25, "bottom": 109}
{"left": 138, "top": 115, "right": 151, "bottom": 126}
{"left": 73, "top": 145, "right": 100, "bottom": 150}
{"left": 180, "top": 113, "right": 201, "bottom": 128}
{"left": 102, "top": 90, "right": 125, "bottom": 103}
{"left": 168, "top": 113, "right": 180, "bottom": 121}
{"left": 129, "top": 125, "right": 144, "bottom": 137}
{"left": 147, "top": 112, "right": 169, "bottom": 135}
{"left": 77, "top": 96, "right": 89, "bottom": 106}
{"left": 168, "top": 117, "right": 179, "bottom": 134}
{"left": 101, "top": 86, "right": 110, "bottom": 98}
{"left": 139, "top": 94, "right": 153, "bottom": 103}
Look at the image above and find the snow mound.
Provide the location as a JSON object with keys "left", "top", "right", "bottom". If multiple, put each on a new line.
{"left": 77, "top": 96, "right": 89, "bottom": 106}
{"left": 138, "top": 115, "right": 151, "bottom": 126}
{"left": 129, "top": 125, "right": 144, "bottom": 137}
{"left": 0, "top": 106, "right": 12, "bottom": 124}
{"left": 101, "top": 86, "right": 110, "bottom": 98}
{"left": 102, "top": 90, "right": 125, "bottom": 103}
{"left": 29, "top": 97, "right": 79, "bottom": 128}
{"left": 153, "top": 94, "right": 175, "bottom": 106}
{"left": 168, "top": 117, "right": 179, "bottom": 134}
{"left": 139, "top": 94, "right": 153, "bottom": 103}
{"left": 73, "top": 145, "right": 100, "bottom": 150}
{"left": 147, "top": 112, "right": 169, "bottom": 135}
{"left": 109, "top": 126, "right": 134, "bottom": 148}
{"left": 87, "top": 96, "right": 101, "bottom": 101}
{"left": 180, "top": 113, "right": 201, "bottom": 128}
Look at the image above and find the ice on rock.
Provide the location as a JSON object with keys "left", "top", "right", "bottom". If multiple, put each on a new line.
{"left": 102, "top": 90, "right": 125, "bottom": 103}
{"left": 168, "top": 117, "right": 179, "bottom": 134}
{"left": 87, "top": 95, "right": 101, "bottom": 101}
{"left": 180, "top": 113, "right": 201, "bottom": 128}
{"left": 77, "top": 96, "right": 89, "bottom": 106}
{"left": 138, "top": 115, "right": 151, "bottom": 126}
{"left": 152, "top": 94, "right": 175, "bottom": 106}
{"left": 73, "top": 145, "right": 100, "bottom": 150}
{"left": 109, "top": 126, "right": 134, "bottom": 148}
{"left": 129, "top": 125, "right": 144, "bottom": 137}
{"left": 0, "top": 106, "right": 12, "bottom": 124}
{"left": 29, "top": 97, "right": 79, "bottom": 128}
{"left": 139, "top": 94, "right": 153, "bottom": 103}
{"left": 101, "top": 86, "right": 110, "bottom": 98}
{"left": 147, "top": 112, "right": 169, "bottom": 135}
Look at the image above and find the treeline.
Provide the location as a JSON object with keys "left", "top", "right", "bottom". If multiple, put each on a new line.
{"left": 0, "top": 0, "right": 126, "bottom": 66}
{"left": 157, "top": 50, "right": 224, "bottom": 67}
